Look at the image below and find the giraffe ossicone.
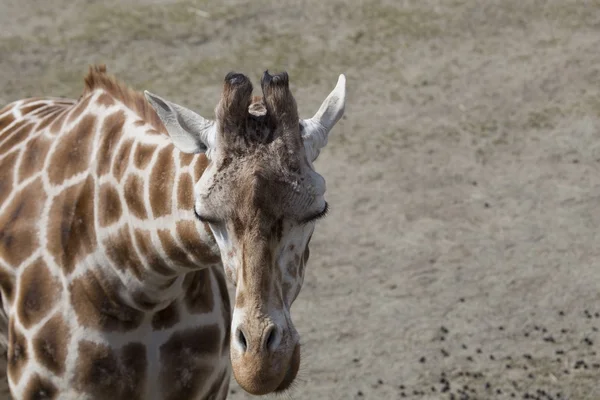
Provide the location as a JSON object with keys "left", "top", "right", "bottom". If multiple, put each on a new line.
{"left": 0, "top": 65, "right": 345, "bottom": 399}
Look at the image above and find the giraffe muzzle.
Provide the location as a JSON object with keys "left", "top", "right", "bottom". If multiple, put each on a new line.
{"left": 230, "top": 318, "right": 301, "bottom": 395}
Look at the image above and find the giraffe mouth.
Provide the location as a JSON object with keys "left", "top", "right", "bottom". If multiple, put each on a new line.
{"left": 275, "top": 343, "right": 301, "bottom": 393}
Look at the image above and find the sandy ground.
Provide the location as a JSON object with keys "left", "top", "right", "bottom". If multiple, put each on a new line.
{"left": 1, "top": 0, "right": 600, "bottom": 399}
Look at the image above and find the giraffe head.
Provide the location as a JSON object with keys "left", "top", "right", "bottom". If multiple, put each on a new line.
{"left": 145, "top": 71, "right": 345, "bottom": 395}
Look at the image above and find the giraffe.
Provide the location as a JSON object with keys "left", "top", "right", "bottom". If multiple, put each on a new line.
{"left": 0, "top": 65, "right": 346, "bottom": 399}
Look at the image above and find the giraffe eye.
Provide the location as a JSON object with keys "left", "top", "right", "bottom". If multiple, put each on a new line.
{"left": 194, "top": 208, "right": 220, "bottom": 224}
{"left": 300, "top": 202, "right": 329, "bottom": 224}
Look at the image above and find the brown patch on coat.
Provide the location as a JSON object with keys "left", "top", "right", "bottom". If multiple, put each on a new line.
{"left": 177, "top": 173, "right": 194, "bottom": 211}
{"left": 74, "top": 340, "right": 146, "bottom": 400}
{"left": 20, "top": 102, "right": 49, "bottom": 115}
{"left": 83, "top": 65, "right": 167, "bottom": 134}
{"left": 49, "top": 107, "right": 69, "bottom": 135}
{"left": 0, "top": 268, "right": 14, "bottom": 304}
{"left": 133, "top": 142, "right": 156, "bottom": 170}
{"left": 0, "top": 178, "right": 43, "bottom": 267}
{"left": 37, "top": 105, "right": 63, "bottom": 119}
{"left": 22, "top": 373, "right": 58, "bottom": 399}
{"left": 113, "top": 139, "right": 134, "bottom": 181}
{"left": 33, "top": 313, "right": 71, "bottom": 376}
{"left": 35, "top": 114, "right": 55, "bottom": 132}
{"left": 193, "top": 155, "right": 209, "bottom": 181}
{"left": 150, "top": 147, "right": 175, "bottom": 217}
{"left": 123, "top": 174, "right": 147, "bottom": 219}
{"left": 97, "top": 110, "right": 126, "bottom": 176}
{"left": 17, "top": 258, "right": 62, "bottom": 328}
{"left": 151, "top": 301, "right": 180, "bottom": 330}
{"left": 158, "top": 229, "right": 192, "bottom": 266}
{"left": 47, "top": 176, "right": 96, "bottom": 274}
{"left": 0, "top": 121, "right": 33, "bottom": 154}
{"left": 48, "top": 114, "right": 96, "bottom": 185}
{"left": 0, "top": 112, "right": 15, "bottom": 132}
{"left": 159, "top": 325, "right": 221, "bottom": 400}
{"left": 179, "top": 152, "right": 195, "bottom": 168}
{"left": 7, "top": 319, "right": 28, "bottom": 383}
{"left": 104, "top": 225, "right": 144, "bottom": 279}
{"left": 176, "top": 221, "right": 221, "bottom": 265}
{"left": 97, "top": 93, "right": 115, "bottom": 107}
{"left": 18, "top": 133, "right": 52, "bottom": 182}
{"left": 98, "top": 184, "right": 122, "bottom": 227}
{"left": 0, "top": 151, "right": 18, "bottom": 207}
{"left": 132, "top": 230, "right": 176, "bottom": 276}
{"left": 67, "top": 93, "right": 93, "bottom": 123}
{"left": 70, "top": 271, "right": 144, "bottom": 332}
{"left": 181, "top": 269, "right": 214, "bottom": 314}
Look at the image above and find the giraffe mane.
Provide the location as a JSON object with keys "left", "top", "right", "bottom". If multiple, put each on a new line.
{"left": 81, "top": 64, "right": 167, "bottom": 134}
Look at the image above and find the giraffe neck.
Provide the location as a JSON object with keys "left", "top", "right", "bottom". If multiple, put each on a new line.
{"left": 0, "top": 78, "right": 231, "bottom": 400}
{"left": 86, "top": 89, "right": 223, "bottom": 310}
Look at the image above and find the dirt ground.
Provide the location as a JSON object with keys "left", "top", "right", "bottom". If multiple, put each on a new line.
{"left": 1, "top": 0, "right": 600, "bottom": 399}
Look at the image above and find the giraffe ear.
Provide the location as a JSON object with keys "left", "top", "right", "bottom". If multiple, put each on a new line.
{"left": 144, "top": 91, "right": 216, "bottom": 155}
{"left": 300, "top": 74, "right": 346, "bottom": 162}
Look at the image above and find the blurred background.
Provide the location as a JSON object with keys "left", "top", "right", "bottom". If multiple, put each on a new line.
{"left": 2, "top": 0, "right": 600, "bottom": 398}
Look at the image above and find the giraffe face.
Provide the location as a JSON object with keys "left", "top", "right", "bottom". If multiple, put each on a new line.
{"left": 145, "top": 70, "right": 345, "bottom": 395}
{"left": 194, "top": 157, "right": 323, "bottom": 394}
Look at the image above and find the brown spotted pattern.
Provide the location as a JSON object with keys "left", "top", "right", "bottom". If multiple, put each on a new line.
{"left": 98, "top": 184, "right": 122, "bottom": 227}
{"left": 132, "top": 229, "right": 176, "bottom": 276}
{"left": 67, "top": 94, "right": 93, "bottom": 124}
{"left": 176, "top": 221, "right": 221, "bottom": 265}
{"left": 47, "top": 176, "right": 96, "bottom": 274}
{"left": 48, "top": 114, "right": 96, "bottom": 185}
{"left": 192, "top": 155, "right": 209, "bottom": 181}
{"left": 7, "top": 319, "right": 28, "bottom": 383}
{"left": 20, "top": 102, "right": 49, "bottom": 116}
{"left": 151, "top": 301, "right": 180, "bottom": 330}
{"left": 113, "top": 139, "right": 133, "bottom": 181}
{"left": 0, "top": 268, "right": 15, "bottom": 304}
{"left": 70, "top": 271, "right": 143, "bottom": 332}
{"left": 0, "top": 66, "right": 237, "bottom": 399}
{"left": 49, "top": 108, "right": 69, "bottom": 135}
{"left": 0, "top": 178, "right": 44, "bottom": 266}
{"left": 18, "top": 134, "right": 52, "bottom": 182}
{"left": 0, "top": 121, "right": 33, "bottom": 154}
{"left": 32, "top": 314, "right": 70, "bottom": 376}
{"left": 0, "top": 112, "right": 15, "bottom": 132}
{"left": 157, "top": 229, "right": 192, "bottom": 266}
{"left": 178, "top": 152, "right": 195, "bottom": 168}
{"left": 74, "top": 340, "right": 146, "bottom": 400}
{"left": 176, "top": 173, "right": 194, "bottom": 210}
{"left": 123, "top": 174, "right": 148, "bottom": 219}
{"left": 97, "top": 93, "right": 115, "bottom": 107}
{"left": 97, "top": 110, "right": 126, "bottom": 176}
{"left": 182, "top": 269, "right": 214, "bottom": 314}
{"left": 159, "top": 325, "right": 221, "bottom": 400}
{"left": 0, "top": 152, "right": 18, "bottom": 207}
{"left": 17, "top": 258, "right": 62, "bottom": 328}
{"left": 103, "top": 226, "right": 144, "bottom": 279}
{"left": 150, "top": 147, "right": 175, "bottom": 217}
{"left": 133, "top": 142, "right": 156, "bottom": 170}
{"left": 22, "top": 374, "right": 58, "bottom": 400}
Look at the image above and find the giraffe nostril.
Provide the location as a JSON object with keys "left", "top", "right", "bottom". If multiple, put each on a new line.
{"left": 264, "top": 325, "right": 278, "bottom": 351}
{"left": 237, "top": 328, "right": 247, "bottom": 352}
